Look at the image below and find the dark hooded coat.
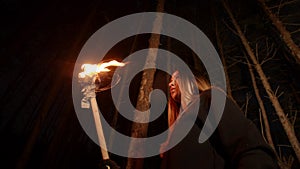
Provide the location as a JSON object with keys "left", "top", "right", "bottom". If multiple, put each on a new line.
{"left": 161, "top": 88, "right": 278, "bottom": 169}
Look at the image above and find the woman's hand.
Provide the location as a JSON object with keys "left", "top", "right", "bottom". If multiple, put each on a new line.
{"left": 99, "top": 159, "right": 120, "bottom": 169}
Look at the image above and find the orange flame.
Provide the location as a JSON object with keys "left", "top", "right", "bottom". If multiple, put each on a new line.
{"left": 78, "top": 60, "right": 125, "bottom": 78}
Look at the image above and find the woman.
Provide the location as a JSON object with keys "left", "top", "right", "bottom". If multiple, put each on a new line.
{"left": 160, "top": 70, "right": 278, "bottom": 169}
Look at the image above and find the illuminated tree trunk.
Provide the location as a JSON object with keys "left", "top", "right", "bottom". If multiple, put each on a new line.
{"left": 246, "top": 59, "right": 276, "bottom": 151}
{"left": 258, "top": 0, "right": 300, "bottom": 64}
{"left": 222, "top": 0, "right": 300, "bottom": 162}
{"left": 247, "top": 58, "right": 290, "bottom": 169}
{"left": 126, "top": 0, "right": 165, "bottom": 169}
{"left": 108, "top": 23, "right": 141, "bottom": 153}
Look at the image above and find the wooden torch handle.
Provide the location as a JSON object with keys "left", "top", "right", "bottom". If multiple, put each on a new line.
{"left": 90, "top": 97, "right": 110, "bottom": 160}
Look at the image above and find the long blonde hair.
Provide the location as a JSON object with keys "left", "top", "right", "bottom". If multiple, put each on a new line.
{"left": 168, "top": 72, "right": 210, "bottom": 126}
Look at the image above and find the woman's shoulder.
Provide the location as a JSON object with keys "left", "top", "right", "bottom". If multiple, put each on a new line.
{"left": 200, "top": 87, "right": 227, "bottom": 97}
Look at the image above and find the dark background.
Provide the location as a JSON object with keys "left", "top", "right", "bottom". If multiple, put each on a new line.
{"left": 1, "top": 0, "right": 299, "bottom": 168}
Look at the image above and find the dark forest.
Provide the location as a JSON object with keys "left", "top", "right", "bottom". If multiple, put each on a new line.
{"left": 1, "top": 0, "right": 300, "bottom": 169}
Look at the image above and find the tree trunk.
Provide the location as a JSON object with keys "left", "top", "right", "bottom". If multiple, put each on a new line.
{"left": 258, "top": 0, "right": 300, "bottom": 64}
{"left": 108, "top": 21, "right": 141, "bottom": 154}
{"left": 126, "top": 0, "right": 165, "bottom": 169}
{"left": 222, "top": 0, "right": 300, "bottom": 162}
{"left": 246, "top": 59, "right": 276, "bottom": 152}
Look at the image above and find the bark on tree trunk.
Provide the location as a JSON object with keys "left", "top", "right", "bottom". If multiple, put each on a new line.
{"left": 126, "top": 1, "right": 165, "bottom": 169}
{"left": 108, "top": 21, "right": 142, "bottom": 154}
{"left": 247, "top": 59, "right": 276, "bottom": 151}
{"left": 258, "top": 0, "right": 300, "bottom": 64}
{"left": 222, "top": 0, "right": 300, "bottom": 162}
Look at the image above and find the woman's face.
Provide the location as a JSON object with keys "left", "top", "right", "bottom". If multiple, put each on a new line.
{"left": 169, "top": 71, "right": 181, "bottom": 102}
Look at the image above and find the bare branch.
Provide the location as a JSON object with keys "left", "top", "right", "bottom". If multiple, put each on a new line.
{"left": 261, "top": 49, "right": 278, "bottom": 65}
{"left": 277, "top": 91, "right": 285, "bottom": 98}
{"left": 230, "top": 56, "right": 244, "bottom": 62}
{"left": 279, "top": 14, "right": 300, "bottom": 19}
{"left": 292, "top": 110, "right": 297, "bottom": 126}
{"left": 224, "top": 44, "right": 240, "bottom": 54}
{"left": 256, "top": 43, "right": 260, "bottom": 63}
{"left": 244, "top": 93, "right": 252, "bottom": 117}
{"left": 269, "top": 0, "right": 298, "bottom": 10}
{"left": 277, "top": 144, "right": 293, "bottom": 148}
{"left": 291, "top": 28, "right": 300, "bottom": 34}
{"left": 261, "top": 55, "right": 275, "bottom": 65}
{"left": 222, "top": 19, "right": 239, "bottom": 36}
{"left": 279, "top": 146, "right": 283, "bottom": 159}
{"left": 227, "top": 60, "right": 240, "bottom": 69}
{"left": 274, "top": 86, "right": 285, "bottom": 98}
{"left": 276, "top": 0, "right": 284, "bottom": 16}
{"left": 260, "top": 39, "right": 278, "bottom": 65}
{"left": 259, "top": 109, "right": 268, "bottom": 143}
{"left": 283, "top": 23, "right": 300, "bottom": 26}
{"left": 228, "top": 56, "right": 248, "bottom": 65}
{"left": 243, "top": 25, "right": 248, "bottom": 34}
{"left": 225, "top": 0, "right": 300, "bottom": 160}
{"left": 259, "top": 0, "right": 300, "bottom": 64}
{"left": 266, "top": 38, "right": 275, "bottom": 56}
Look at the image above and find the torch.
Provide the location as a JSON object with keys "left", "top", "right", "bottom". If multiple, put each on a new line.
{"left": 78, "top": 60, "right": 125, "bottom": 161}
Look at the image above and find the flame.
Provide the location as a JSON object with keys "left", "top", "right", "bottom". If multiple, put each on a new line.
{"left": 78, "top": 60, "right": 125, "bottom": 78}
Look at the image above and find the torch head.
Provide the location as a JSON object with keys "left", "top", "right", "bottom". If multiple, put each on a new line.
{"left": 78, "top": 60, "right": 125, "bottom": 93}
{"left": 95, "top": 71, "right": 121, "bottom": 92}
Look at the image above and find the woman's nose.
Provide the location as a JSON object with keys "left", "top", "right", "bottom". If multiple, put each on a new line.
{"left": 169, "top": 80, "right": 174, "bottom": 87}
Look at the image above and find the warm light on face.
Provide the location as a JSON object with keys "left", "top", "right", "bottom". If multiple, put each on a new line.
{"left": 169, "top": 71, "right": 181, "bottom": 102}
{"left": 78, "top": 60, "right": 125, "bottom": 78}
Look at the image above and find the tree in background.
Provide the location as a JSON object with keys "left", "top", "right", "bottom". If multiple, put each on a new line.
{"left": 258, "top": 0, "right": 300, "bottom": 64}
{"left": 222, "top": 0, "right": 300, "bottom": 167}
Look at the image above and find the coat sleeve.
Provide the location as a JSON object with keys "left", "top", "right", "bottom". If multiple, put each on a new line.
{"left": 199, "top": 89, "right": 279, "bottom": 169}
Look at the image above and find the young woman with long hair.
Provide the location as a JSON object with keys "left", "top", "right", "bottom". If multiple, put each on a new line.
{"left": 160, "top": 70, "right": 278, "bottom": 169}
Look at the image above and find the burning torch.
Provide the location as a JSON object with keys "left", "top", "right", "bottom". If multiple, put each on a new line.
{"left": 78, "top": 60, "right": 125, "bottom": 165}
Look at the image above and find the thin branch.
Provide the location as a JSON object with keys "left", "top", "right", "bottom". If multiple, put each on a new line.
{"left": 261, "top": 49, "right": 278, "bottom": 65}
{"left": 279, "top": 14, "right": 300, "bottom": 19}
{"left": 291, "top": 28, "right": 300, "bottom": 34}
{"left": 276, "top": 0, "right": 284, "bottom": 16}
{"left": 277, "top": 91, "right": 285, "bottom": 98}
{"left": 283, "top": 23, "right": 300, "bottom": 26}
{"left": 228, "top": 57, "right": 247, "bottom": 65}
{"left": 224, "top": 44, "right": 240, "bottom": 54}
{"left": 292, "top": 110, "right": 297, "bottom": 126}
{"left": 261, "top": 55, "right": 275, "bottom": 65}
{"left": 222, "top": 19, "right": 239, "bottom": 36}
{"left": 260, "top": 39, "right": 278, "bottom": 65}
{"left": 274, "top": 86, "right": 285, "bottom": 98}
{"left": 267, "top": 40, "right": 276, "bottom": 56}
{"left": 269, "top": 0, "right": 298, "bottom": 10}
{"left": 274, "top": 86, "right": 280, "bottom": 96}
{"left": 256, "top": 43, "right": 260, "bottom": 63}
{"left": 259, "top": 109, "right": 268, "bottom": 143}
{"left": 244, "top": 93, "right": 252, "bottom": 117}
{"left": 227, "top": 60, "right": 240, "bottom": 69}
{"left": 277, "top": 144, "right": 293, "bottom": 148}
{"left": 243, "top": 24, "right": 248, "bottom": 34}
{"left": 279, "top": 146, "right": 282, "bottom": 159}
